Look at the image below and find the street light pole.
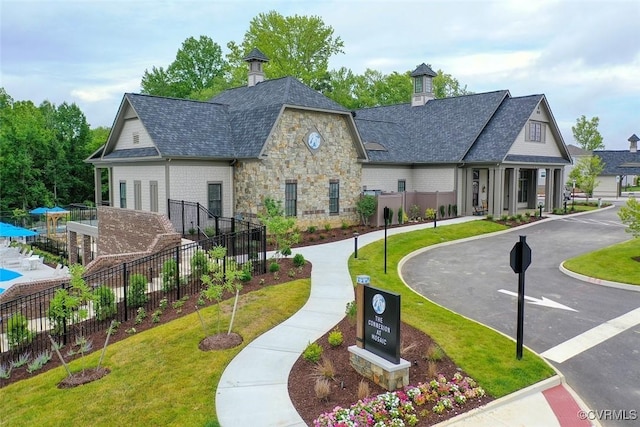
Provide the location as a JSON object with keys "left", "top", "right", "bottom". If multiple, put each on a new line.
{"left": 354, "top": 232, "right": 359, "bottom": 259}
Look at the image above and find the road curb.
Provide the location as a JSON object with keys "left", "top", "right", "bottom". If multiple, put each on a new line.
{"left": 559, "top": 262, "right": 640, "bottom": 293}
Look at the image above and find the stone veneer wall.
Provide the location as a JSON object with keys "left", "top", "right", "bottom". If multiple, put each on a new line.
{"left": 234, "top": 109, "right": 362, "bottom": 229}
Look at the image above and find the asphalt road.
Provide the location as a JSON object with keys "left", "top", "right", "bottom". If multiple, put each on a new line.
{"left": 401, "top": 206, "right": 640, "bottom": 427}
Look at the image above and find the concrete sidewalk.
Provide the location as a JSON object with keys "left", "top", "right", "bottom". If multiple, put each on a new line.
{"left": 216, "top": 217, "right": 594, "bottom": 426}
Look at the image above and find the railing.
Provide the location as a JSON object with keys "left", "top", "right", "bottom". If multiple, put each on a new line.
{"left": 0, "top": 231, "right": 267, "bottom": 364}
{"left": 67, "top": 206, "right": 98, "bottom": 226}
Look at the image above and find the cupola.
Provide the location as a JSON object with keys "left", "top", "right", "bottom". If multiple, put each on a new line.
{"left": 410, "top": 63, "right": 437, "bottom": 106}
{"left": 629, "top": 134, "right": 639, "bottom": 153}
{"left": 244, "top": 48, "right": 269, "bottom": 87}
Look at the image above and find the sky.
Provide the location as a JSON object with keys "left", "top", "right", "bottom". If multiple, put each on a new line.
{"left": 1, "top": 0, "right": 638, "bottom": 150}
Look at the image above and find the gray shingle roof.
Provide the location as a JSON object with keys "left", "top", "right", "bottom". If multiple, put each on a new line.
{"left": 355, "top": 90, "right": 509, "bottom": 163}
{"left": 102, "top": 147, "right": 159, "bottom": 160}
{"left": 594, "top": 150, "right": 640, "bottom": 175}
{"left": 126, "top": 94, "right": 235, "bottom": 158}
{"left": 410, "top": 63, "right": 437, "bottom": 77}
{"left": 504, "top": 154, "right": 570, "bottom": 164}
{"left": 463, "top": 95, "right": 542, "bottom": 162}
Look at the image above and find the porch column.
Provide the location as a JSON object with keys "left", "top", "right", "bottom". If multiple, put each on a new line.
{"left": 554, "top": 168, "right": 563, "bottom": 209}
{"left": 509, "top": 167, "right": 519, "bottom": 215}
{"left": 82, "top": 234, "right": 92, "bottom": 266}
{"left": 94, "top": 168, "right": 101, "bottom": 206}
{"left": 68, "top": 230, "right": 78, "bottom": 265}
{"left": 488, "top": 167, "right": 496, "bottom": 216}
{"left": 544, "top": 168, "right": 554, "bottom": 212}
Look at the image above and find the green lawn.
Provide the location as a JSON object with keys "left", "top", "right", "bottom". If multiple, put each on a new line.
{"left": 0, "top": 279, "right": 311, "bottom": 427}
{"left": 563, "top": 238, "right": 640, "bottom": 285}
{"left": 349, "top": 221, "right": 555, "bottom": 397}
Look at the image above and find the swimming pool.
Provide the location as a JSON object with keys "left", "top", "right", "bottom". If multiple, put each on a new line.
{"left": 0, "top": 267, "right": 22, "bottom": 283}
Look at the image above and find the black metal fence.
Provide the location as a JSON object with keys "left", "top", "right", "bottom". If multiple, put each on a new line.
{"left": 168, "top": 199, "right": 259, "bottom": 240}
{"left": 0, "top": 229, "right": 267, "bottom": 365}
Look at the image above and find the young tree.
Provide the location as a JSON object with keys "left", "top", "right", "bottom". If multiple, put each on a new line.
{"left": 572, "top": 115, "right": 604, "bottom": 151}
{"left": 569, "top": 156, "right": 604, "bottom": 202}
{"left": 618, "top": 197, "right": 640, "bottom": 238}
{"left": 258, "top": 197, "right": 299, "bottom": 261}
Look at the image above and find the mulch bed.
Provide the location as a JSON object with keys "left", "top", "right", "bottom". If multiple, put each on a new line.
{"left": 288, "top": 316, "right": 493, "bottom": 426}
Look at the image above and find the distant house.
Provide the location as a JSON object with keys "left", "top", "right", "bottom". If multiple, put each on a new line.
{"left": 593, "top": 134, "right": 640, "bottom": 197}
{"left": 87, "top": 48, "right": 571, "bottom": 224}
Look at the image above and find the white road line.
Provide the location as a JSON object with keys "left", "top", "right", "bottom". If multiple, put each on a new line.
{"left": 541, "top": 307, "right": 640, "bottom": 363}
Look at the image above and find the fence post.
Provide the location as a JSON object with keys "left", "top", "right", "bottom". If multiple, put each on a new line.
{"left": 262, "top": 225, "right": 267, "bottom": 274}
{"left": 123, "top": 262, "right": 128, "bottom": 322}
{"left": 181, "top": 200, "right": 186, "bottom": 236}
{"left": 215, "top": 216, "right": 219, "bottom": 236}
{"left": 167, "top": 199, "right": 171, "bottom": 220}
{"left": 176, "top": 246, "right": 181, "bottom": 300}
{"left": 197, "top": 203, "right": 201, "bottom": 237}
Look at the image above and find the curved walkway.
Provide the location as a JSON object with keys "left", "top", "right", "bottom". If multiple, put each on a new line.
{"left": 216, "top": 216, "right": 592, "bottom": 426}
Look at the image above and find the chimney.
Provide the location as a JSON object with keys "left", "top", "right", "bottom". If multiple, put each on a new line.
{"left": 629, "top": 134, "right": 639, "bottom": 153}
{"left": 410, "top": 63, "right": 437, "bottom": 106}
{"left": 243, "top": 48, "right": 269, "bottom": 87}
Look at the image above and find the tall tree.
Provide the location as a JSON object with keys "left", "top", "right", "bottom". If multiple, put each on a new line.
{"left": 227, "top": 11, "right": 344, "bottom": 90}
{"left": 433, "top": 69, "right": 473, "bottom": 98}
{"left": 572, "top": 115, "right": 604, "bottom": 151}
{"left": 141, "top": 36, "right": 228, "bottom": 99}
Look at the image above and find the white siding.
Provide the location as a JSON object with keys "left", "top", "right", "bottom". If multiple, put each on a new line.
{"left": 361, "top": 165, "right": 413, "bottom": 192}
{"left": 114, "top": 118, "right": 155, "bottom": 150}
{"left": 508, "top": 103, "right": 563, "bottom": 158}
{"left": 412, "top": 167, "right": 455, "bottom": 191}
{"left": 168, "top": 163, "right": 233, "bottom": 217}
{"left": 594, "top": 176, "right": 618, "bottom": 198}
{"left": 111, "top": 164, "right": 167, "bottom": 213}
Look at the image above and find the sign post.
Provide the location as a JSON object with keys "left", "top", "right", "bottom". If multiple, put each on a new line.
{"left": 383, "top": 206, "right": 389, "bottom": 274}
{"left": 510, "top": 235, "right": 532, "bottom": 360}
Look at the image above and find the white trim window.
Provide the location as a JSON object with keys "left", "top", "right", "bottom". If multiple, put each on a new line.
{"left": 527, "top": 121, "right": 546, "bottom": 142}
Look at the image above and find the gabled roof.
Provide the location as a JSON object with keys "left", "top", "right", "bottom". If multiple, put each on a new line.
{"left": 354, "top": 90, "right": 509, "bottom": 163}
{"left": 594, "top": 150, "right": 640, "bottom": 175}
{"left": 567, "top": 144, "right": 590, "bottom": 156}
{"left": 463, "top": 95, "right": 541, "bottom": 162}
{"left": 210, "top": 76, "right": 351, "bottom": 158}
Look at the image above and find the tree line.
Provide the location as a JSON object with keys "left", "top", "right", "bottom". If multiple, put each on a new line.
{"left": 4, "top": 10, "right": 603, "bottom": 215}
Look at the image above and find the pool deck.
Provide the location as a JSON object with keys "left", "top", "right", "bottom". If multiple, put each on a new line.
{"left": 0, "top": 263, "right": 64, "bottom": 294}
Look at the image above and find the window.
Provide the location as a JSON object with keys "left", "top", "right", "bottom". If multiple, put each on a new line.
{"left": 150, "top": 181, "right": 158, "bottom": 212}
{"left": 414, "top": 77, "right": 423, "bottom": 94}
{"left": 527, "top": 121, "right": 545, "bottom": 142}
{"left": 397, "top": 180, "right": 406, "bottom": 193}
{"left": 119, "top": 181, "right": 127, "bottom": 208}
{"left": 329, "top": 181, "right": 339, "bottom": 214}
{"left": 285, "top": 181, "right": 297, "bottom": 217}
{"left": 518, "top": 170, "right": 529, "bottom": 203}
{"left": 134, "top": 180, "right": 142, "bottom": 210}
{"left": 207, "top": 183, "right": 222, "bottom": 217}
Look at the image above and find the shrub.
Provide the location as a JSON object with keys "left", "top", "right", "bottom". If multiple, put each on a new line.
{"left": 190, "top": 250, "right": 209, "bottom": 278}
{"left": 127, "top": 273, "right": 149, "bottom": 308}
{"left": 341, "top": 221, "right": 349, "bottom": 230}
{"left": 7, "top": 313, "right": 34, "bottom": 350}
{"left": 313, "top": 356, "right": 336, "bottom": 380}
{"left": 152, "top": 309, "right": 162, "bottom": 323}
{"left": 135, "top": 307, "right": 147, "bottom": 324}
{"left": 516, "top": 213, "right": 523, "bottom": 221}
{"left": 356, "top": 195, "right": 377, "bottom": 225}
{"left": 345, "top": 301, "right": 357, "bottom": 325}
{"left": 240, "top": 261, "right": 253, "bottom": 282}
{"left": 409, "top": 205, "right": 420, "bottom": 220}
{"left": 452, "top": 204, "right": 458, "bottom": 217}
{"left": 280, "top": 246, "right": 292, "bottom": 257}
{"left": 439, "top": 205, "right": 446, "bottom": 218}
{"left": 269, "top": 262, "right": 280, "bottom": 273}
{"left": 447, "top": 204, "right": 452, "bottom": 217}
{"left": 93, "top": 285, "right": 116, "bottom": 321}
{"left": 424, "top": 208, "right": 436, "bottom": 220}
{"left": 524, "top": 211, "right": 531, "bottom": 218}
{"left": 303, "top": 341, "right": 323, "bottom": 363}
{"left": 0, "top": 363, "right": 11, "bottom": 379}
{"left": 293, "top": 253, "right": 305, "bottom": 267}
{"left": 11, "top": 352, "right": 30, "bottom": 368}
{"left": 486, "top": 214, "right": 494, "bottom": 221}
{"left": 307, "top": 225, "right": 317, "bottom": 233}
{"left": 314, "top": 378, "right": 331, "bottom": 401}
{"left": 424, "top": 344, "right": 444, "bottom": 362}
{"left": 204, "top": 226, "right": 216, "bottom": 237}
{"left": 500, "top": 214, "right": 508, "bottom": 221}
{"left": 397, "top": 207, "right": 404, "bottom": 224}
{"left": 427, "top": 361, "right": 438, "bottom": 378}
{"left": 328, "top": 328, "right": 343, "bottom": 347}
{"left": 324, "top": 223, "right": 331, "bottom": 231}
{"left": 161, "top": 259, "right": 178, "bottom": 292}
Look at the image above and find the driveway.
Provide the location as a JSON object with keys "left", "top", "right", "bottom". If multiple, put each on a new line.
{"left": 401, "top": 206, "right": 640, "bottom": 427}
